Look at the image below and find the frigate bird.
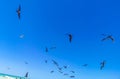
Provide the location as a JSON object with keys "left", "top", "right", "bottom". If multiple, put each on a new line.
{"left": 58, "top": 67, "right": 62, "bottom": 71}
{"left": 68, "top": 34, "right": 72, "bottom": 43}
{"left": 16, "top": 4, "right": 21, "bottom": 19}
{"left": 101, "top": 35, "right": 114, "bottom": 42}
{"left": 70, "top": 71, "right": 75, "bottom": 73}
{"left": 25, "top": 72, "right": 28, "bottom": 77}
{"left": 50, "top": 70, "right": 54, "bottom": 73}
{"left": 64, "top": 73, "right": 69, "bottom": 76}
{"left": 45, "top": 47, "right": 48, "bottom": 52}
{"left": 82, "top": 64, "right": 88, "bottom": 67}
{"left": 100, "top": 60, "right": 106, "bottom": 70}
{"left": 70, "top": 76, "right": 75, "bottom": 78}
{"left": 45, "top": 60, "right": 48, "bottom": 63}
{"left": 63, "top": 66, "right": 67, "bottom": 69}
{"left": 25, "top": 61, "right": 28, "bottom": 64}
{"left": 59, "top": 71, "right": 63, "bottom": 74}
{"left": 65, "top": 33, "right": 72, "bottom": 43}
{"left": 52, "top": 60, "right": 59, "bottom": 67}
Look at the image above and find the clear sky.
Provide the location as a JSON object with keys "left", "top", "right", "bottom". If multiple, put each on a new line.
{"left": 0, "top": 0, "right": 120, "bottom": 79}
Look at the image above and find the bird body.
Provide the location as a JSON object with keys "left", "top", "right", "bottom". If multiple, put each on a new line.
{"left": 100, "top": 60, "right": 106, "bottom": 70}
{"left": 16, "top": 5, "right": 21, "bottom": 19}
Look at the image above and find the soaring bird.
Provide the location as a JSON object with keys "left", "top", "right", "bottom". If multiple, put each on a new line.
{"left": 16, "top": 4, "right": 21, "bottom": 19}
{"left": 82, "top": 64, "right": 88, "bottom": 67}
{"left": 70, "top": 71, "right": 75, "bottom": 73}
{"left": 58, "top": 67, "right": 62, "bottom": 71}
{"left": 68, "top": 34, "right": 72, "bottom": 43}
{"left": 101, "top": 35, "right": 114, "bottom": 42}
{"left": 50, "top": 70, "right": 54, "bottom": 73}
{"left": 63, "top": 66, "right": 67, "bottom": 69}
{"left": 70, "top": 76, "right": 75, "bottom": 78}
{"left": 25, "top": 72, "right": 28, "bottom": 77}
{"left": 45, "top": 47, "right": 48, "bottom": 52}
{"left": 65, "top": 33, "right": 72, "bottom": 43}
{"left": 100, "top": 60, "right": 106, "bottom": 70}
{"left": 64, "top": 73, "right": 69, "bottom": 76}
{"left": 45, "top": 60, "right": 48, "bottom": 63}
{"left": 52, "top": 60, "right": 59, "bottom": 67}
{"left": 24, "top": 61, "right": 28, "bottom": 64}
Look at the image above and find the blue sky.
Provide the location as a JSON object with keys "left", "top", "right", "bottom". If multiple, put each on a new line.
{"left": 0, "top": 0, "right": 120, "bottom": 79}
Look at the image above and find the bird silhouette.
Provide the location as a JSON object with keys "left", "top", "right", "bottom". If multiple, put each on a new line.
{"left": 65, "top": 33, "right": 72, "bottom": 43}
{"left": 70, "top": 76, "right": 75, "bottom": 78}
{"left": 70, "top": 71, "right": 75, "bottom": 73}
{"left": 50, "top": 70, "right": 54, "bottom": 73}
{"left": 63, "top": 66, "right": 67, "bottom": 69}
{"left": 52, "top": 60, "right": 59, "bottom": 67}
{"left": 58, "top": 67, "right": 62, "bottom": 71}
{"left": 45, "top": 47, "right": 48, "bottom": 52}
{"left": 101, "top": 35, "right": 114, "bottom": 42}
{"left": 25, "top": 72, "right": 28, "bottom": 77}
{"left": 64, "top": 73, "right": 69, "bottom": 76}
{"left": 25, "top": 61, "right": 28, "bottom": 64}
{"left": 100, "top": 60, "right": 106, "bottom": 70}
{"left": 58, "top": 71, "right": 63, "bottom": 74}
{"left": 82, "top": 64, "right": 88, "bottom": 67}
{"left": 45, "top": 60, "right": 48, "bottom": 63}
{"left": 16, "top": 4, "right": 21, "bottom": 19}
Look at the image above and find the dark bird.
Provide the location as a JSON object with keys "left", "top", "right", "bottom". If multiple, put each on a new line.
{"left": 45, "top": 47, "right": 48, "bottom": 52}
{"left": 70, "top": 76, "right": 75, "bottom": 78}
{"left": 101, "top": 35, "right": 114, "bottom": 42}
{"left": 70, "top": 71, "right": 75, "bottom": 73}
{"left": 25, "top": 72, "right": 28, "bottom": 77}
{"left": 65, "top": 33, "right": 72, "bottom": 43}
{"left": 45, "top": 60, "right": 48, "bottom": 63}
{"left": 68, "top": 34, "right": 72, "bottom": 43}
{"left": 64, "top": 73, "right": 69, "bottom": 76}
{"left": 52, "top": 60, "right": 59, "bottom": 67}
{"left": 82, "top": 64, "right": 88, "bottom": 67}
{"left": 100, "top": 60, "right": 106, "bottom": 70}
{"left": 16, "top": 4, "right": 21, "bottom": 19}
{"left": 25, "top": 61, "right": 28, "bottom": 64}
{"left": 58, "top": 67, "right": 62, "bottom": 71}
{"left": 59, "top": 71, "right": 63, "bottom": 74}
{"left": 63, "top": 66, "right": 67, "bottom": 69}
{"left": 50, "top": 70, "right": 54, "bottom": 73}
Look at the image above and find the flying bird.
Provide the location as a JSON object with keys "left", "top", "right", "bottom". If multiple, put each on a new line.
{"left": 63, "top": 66, "right": 67, "bottom": 69}
{"left": 65, "top": 33, "right": 72, "bottom": 43}
{"left": 101, "top": 35, "right": 114, "bottom": 42}
{"left": 16, "top": 4, "right": 21, "bottom": 19}
{"left": 64, "top": 73, "right": 69, "bottom": 76}
{"left": 70, "top": 71, "right": 75, "bottom": 73}
{"left": 45, "top": 60, "right": 48, "bottom": 63}
{"left": 25, "top": 72, "right": 28, "bottom": 77}
{"left": 59, "top": 71, "right": 63, "bottom": 74}
{"left": 25, "top": 61, "right": 28, "bottom": 64}
{"left": 58, "top": 67, "right": 62, "bottom": 71}
{"left": 82, "top": 64, "right": 88, "bottom": 67}
{"left": 45, "top": 47, "right": 48, "bottom": 52}
{"left": 70, "top": 76, "right": 75, "bottom": 78}
{"left": 50, "top": 70, "right": 54, "bottom": 73}
{"left": 100, "top": 60, "right": 106, "bottom": 70}
{"left": 52, "top": 60, "right": 59, "bottom": 67}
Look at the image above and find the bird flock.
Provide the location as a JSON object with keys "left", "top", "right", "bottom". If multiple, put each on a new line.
{"left": 8, "top": 3, "right": 116, "bottom": 79}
